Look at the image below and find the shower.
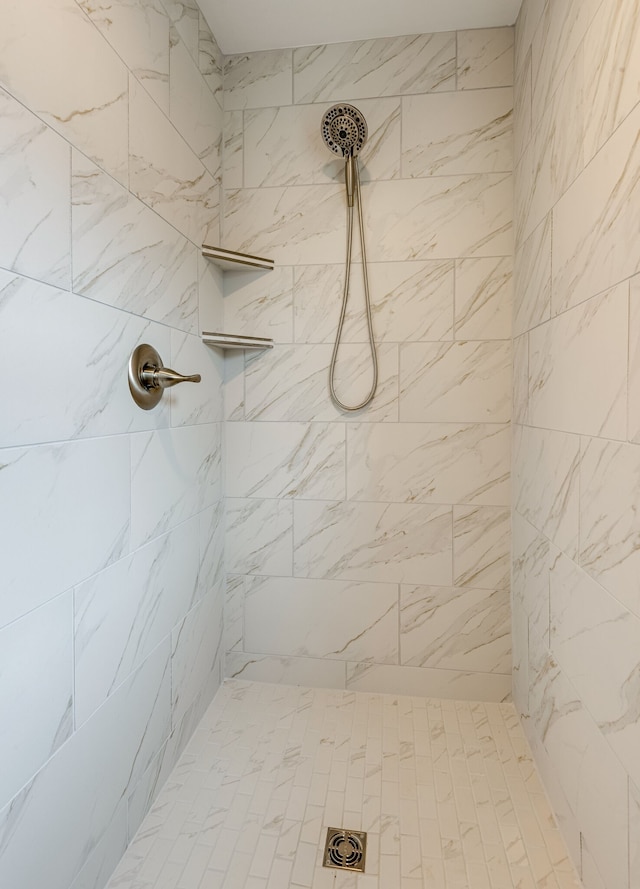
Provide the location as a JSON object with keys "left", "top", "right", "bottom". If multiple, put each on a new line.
{"left": 321, "top": 103, "right": 378, "bottom": 411}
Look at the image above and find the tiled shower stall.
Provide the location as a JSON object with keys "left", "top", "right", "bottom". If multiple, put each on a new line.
{"left": 0, "top": 0, "right": 638, "bottom": 888}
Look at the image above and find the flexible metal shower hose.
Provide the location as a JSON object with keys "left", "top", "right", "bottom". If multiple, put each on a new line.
{"left": 328, "top": 158, "right": 378, "bottom": 412}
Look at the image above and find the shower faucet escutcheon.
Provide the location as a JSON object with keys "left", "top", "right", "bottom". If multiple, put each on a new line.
{"left": 128, "top": 343, "right": 201, "bottom": 410}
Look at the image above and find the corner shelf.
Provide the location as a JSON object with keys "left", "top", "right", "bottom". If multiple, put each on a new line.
{"left": 202, "top": 332, "right": 273, "bottom": 351}
{"left": 201, "top": 244, "right": 274, "bottom": 272}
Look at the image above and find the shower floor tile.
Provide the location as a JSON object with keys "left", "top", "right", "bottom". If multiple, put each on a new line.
{"left": 106, "top": 680, "right": 583, "bottom": 889}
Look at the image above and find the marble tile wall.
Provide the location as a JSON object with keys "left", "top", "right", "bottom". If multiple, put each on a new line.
{"left": 513, "top": 1, "right": 640, "bottom": 887}
{"left": 0, "top": 2, "right": 224, "bottom": 889}
{"left": 221, "top": 28, "right": 515, "bottom": 702}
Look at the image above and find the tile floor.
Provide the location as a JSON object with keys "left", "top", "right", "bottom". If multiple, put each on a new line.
{"left": 107, "top": 680, "right": 583, "bottom": 889}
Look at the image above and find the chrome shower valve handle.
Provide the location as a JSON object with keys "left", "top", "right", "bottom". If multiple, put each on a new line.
{"left": 129, "top": 343, "right": 201, "bottom": 410}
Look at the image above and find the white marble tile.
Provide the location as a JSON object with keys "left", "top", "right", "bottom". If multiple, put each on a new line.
{"left": 244, "top": 576, "right": 398, "bottom": 664}
{"left": 552, "top": 99, "right": 640, "bottom": 312}
{"left": 170, "top": 30, "right": 222, "bottom": 179}
{"left": 530, "top": 0, "right": 599, "bottom": 127}
{"left": 198, "top": 12, "right": 222, "bottom": 106}
{"left": 511, "top": 604, "right": 529, "bottom": 718}
{"left": 0, "top": 87, "right": 70, "bottom": 288}
{"left": 223, "top": 267, "right": 293, "bottom": 344}
{"left": 402, "top": 89, "right": 513, "bottom": 177}
{"left": 514, "top": 0, "right": 545, "bottom": 75}
{"left": 345, "top": 663, "right": 511, "bottom": 702}
{"left": 511, "top": 512, "right": 550, "bottom": 646}
{"left": 78, "top": 0, "right": 170, "bottom": 113}
{"left": 224, "top": 50, "right": 292, "bottom": 111}
{"left": 223, "top": 111, "right": 244, "bottom": 189}
{"left": 169, "top": 330, "right": 224, "bottom": 426}
{"left": 346, "top": 423, "right": 510, "bottom": 507}
{"left": 628, "top": 275, "right": 640, "bottom": 444}
{"left": 293, "top": 33, "right": 456, "bottom": 104}
{"left": 294, "top": 261, "right": 454, "bottom": 345}
{"left": 225, "top": 652, "right": 345, "bottom": 689}
{"left": 74, "top": 520, "right": 200, "bottom": 726}
{"left": 130, "top": 423, "right": 221, "bottom": 549}
{"left": 172, "top": 588, "right": 223, "bottom": 728}
{"left": 513, "top": 214, "right": 551, "bottom": 336}
{"left": 0, "top": 270, "right": 171, "bottom": 447}
{"left": 0, "top": 594, "right": 73, "bottom": 810}
{"left": 244, "top": 343, "right": 398, "bottom": 423}
{"left": 528, "top": 283, "right": 628, "bottom": 438}
{"left": 226, "top": 498, "right": 293, "bottom": 577}
{"left": 512, "top": 425, "right": 580, "bottom": 558}
{"left": 226, "top": 422, "right": 345, "bottom": 500}
{"left": 225, "top": 575, "right": 244, "bottom": 654}
{"left": 550, "top": 549, "right": 640, "bottom": 788}
{"left": 223, "top": 184, "right": 345, "bottom": 266}
{"left": 528, "top": 638, "right": 629, "bottom": 889}
{"left": 160, "top": 0, "right": 198, "bottom": 56}
{"left": 453, "top": 506, "right": 510, "bottom": 590}
{"left": 579, "top": 437, "right": 640, "bottom": 621}
{"left": 631, "top": 780, "right": 640, "bottom": 889}
{"left": 457, "top": 28, "right": 514, "bottom": 90}
{"left": 198, "top": 501, "right": 225, "bottom": 600}
{"left": 513, "top": 50, "right": 532, "bottom": 163}
{"left": 223, "top": 352, "right": 245, "bottom": 421}
{"left": 512, "top": 334, "right": 528, "bottom": 426}
{"left": 0, "top": 642, "right": 170, "bottom": 889}
{"left": 0, "top": 438, "right": 130, "bottom": 630}
{"left": 400, "top": 585, "right": 510, "bottom": 673}
{"left": 399, "top": 341, "right": 511, "bottom": 423}
{"left": 129, "top": 76, "right": 217, "bottom": 245}
{"left": 364, "top": 175, "right": 513, "bottom": 262}
{"left": 293, "top": 500, "right": 452, "bottom": 586}
{"left": 0, "top": 0, "right": 129, "bottom": 184}
{"left": 198, "top": 251, "right": 224, "bottom": 334}
{"left": 454, "top": 258, "right": 512, "bottom": 340}
{"left": 517, "top": 48, "right": 583, "bottom": 245}
{"left": 583, "top": 0, "right": 640, "bottom": 162}
{"left": 244, "top": 99, "right": 400, "bottom": 188}
{"left": 68, "top": 804, "right": 128, "bottom": 889}
{"left": 73, "top": 153, "right": 198, "bottom": 331}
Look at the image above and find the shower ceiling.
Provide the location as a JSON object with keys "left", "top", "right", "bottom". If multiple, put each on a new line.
{"left": 201, "top": 0, "right": 523, "bottom": 54}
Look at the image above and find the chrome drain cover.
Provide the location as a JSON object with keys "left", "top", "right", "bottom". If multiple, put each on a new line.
{"left": 323, "top": 827, "right": 367, "bottom": 872}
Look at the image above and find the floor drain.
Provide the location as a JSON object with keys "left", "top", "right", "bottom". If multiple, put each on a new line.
{"left": 323, "top": 827, "right": 367, "bottom": 872}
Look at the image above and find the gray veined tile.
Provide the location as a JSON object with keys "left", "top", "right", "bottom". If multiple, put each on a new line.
{"left": 400, "top": 585, "right": 511, "bottom": 674}
{"left": 0, "top": 0, "right": 129, "bottom": 185}
{"left": 223, "top": 266, "right": 294, "bottom": 344}
{"left": 293, "top": 33, "right": 456, "bottom": 104}
{"left": 631, "top": 781, "right": 640, "bottom": 889}
{"left": 226, "top": 422, "right": 346, "bottom": 501}
{"left": 399, "top": 341, "right": 511, "bottom": 423}
{"left": 129, "top": 75, "right": 218, "bottom": 246}
{"left": 0, "top": 87, "right": 71, "bottom": 288}
{"left": 224, "top": 575, "right": 245, "bottom": 654}
{"left": 402, "top": 89, "right": 513, "bottom": 178}
{"left": 73, "top": 153, "right": 199, "bottom": 332}
{"left": 169, "top": 330, "right": 223, "bottom": 427}
{"left": 346, "top": 423, "right": 510, "bottom": 507}
{"left": 513, "top": 214, "right": 551, "bottom": 336}
{"left": 0, "top": 269, "right": 171, "bottom": 446}
{"left": 198, "top": 502, "right": 225, "bottom": 600}
{"left": 171, "top": 588, "right": 223, "bottom": 728}
{"left": 0, "top": 438, "right": 130, "bottom": 630}
{"left": 579, "top": 437, "right": 640, "bottom": 621}
{"left": 550, "top": 549, "right": 640, "bottom": 789}
{"left": 198, "top": 11, "right": 223, "bottom": 105}
{"left": 454, "top": 257, "right": 512, "bottom": 340}
{"left": 453, "top": 506, "right": 510, "bottom": 590}
{"left": 0, "top": 594, "right": 73, "bottom": 810}
{"left": 511, "top": 512, "right": 550, "bottom": 645}
{"left": 224, "top": 49, "right": 293, "bottom": 111}
{"left": 345, "top": 663, "right": 511, "bottom": 702}
{"left": 512, "top": 334, "right": 528, "bottom": 426}
{"left": 243, "top": 576, "right": 399, "bottom": 664}
{"left": 78, "top": 0, "right": 170, "bottom": 114}
{"left": 170, "top": 30, "right": 222, "bottom": 180}
{"left": 293, "top": 500, "right": 452, "bottom": 586}
{"left": 513, "top": 50, "right": 532, "bottom": 163}
{"left": 294, "top": 261, "right": 454, "bottom": 345}
{"left": 528, "top": 283, "right": 628, "bottom": 439}
{"left": 225, "top": 652, "right": 345, "bottom": 690}
{"left": 457, "top": 28, "right": 514, "bottom": 90}
{"left": 512, "top": 425, "right": 579, "bottom": 558}
{"left": 160, "top": 0, "right": 199, "bottom": 59}
{"left": 223, "top": 111, "right": 244, "bottom": 189}
{"left": 226, "top": 498, "right": 293, "bottom": 577}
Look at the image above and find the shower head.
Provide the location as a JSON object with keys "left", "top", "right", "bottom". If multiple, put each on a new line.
{"left": 321, "top": 103, "right": 368, "bottom": 157}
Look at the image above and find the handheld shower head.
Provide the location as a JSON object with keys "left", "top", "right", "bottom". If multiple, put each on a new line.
{"left": 320, "top": 103, "right": 368, "bottom": 157}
